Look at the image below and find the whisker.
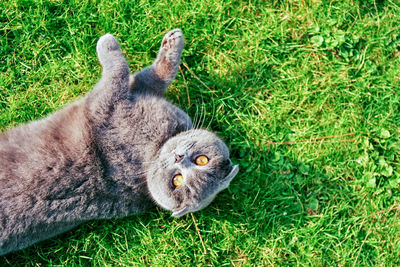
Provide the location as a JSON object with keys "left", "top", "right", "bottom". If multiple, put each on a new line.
{"left": 199, "top": 103, "right": 207, "bottom": 129}
{"left": 197, "top": 87, "right": 206, "bottom": 130}
{"left": 195, "top": 104, "right": 202, "bottom": 130}
{"left": 186, "top": 116, "right": 193, "bottom": 131}
{"left": 206, "top": 94, "right": 215, "bottom": 130}
{"left": 192, "top": 104, "right": 199, "bottom": 130}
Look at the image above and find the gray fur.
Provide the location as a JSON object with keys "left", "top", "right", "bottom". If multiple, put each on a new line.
{"left": 0, "top": 29, "right": 238, "bottom": 255}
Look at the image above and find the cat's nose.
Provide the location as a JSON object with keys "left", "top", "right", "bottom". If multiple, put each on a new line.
{"left": 174, "top": 153, "right": 184, "bottom": 163}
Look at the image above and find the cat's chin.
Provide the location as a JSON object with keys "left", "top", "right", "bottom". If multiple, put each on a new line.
{"left": 171, "top": 193, "right": 217, "bottom": 217}
{"left": 171, "top": 207, "right": 189, "bottom": 217}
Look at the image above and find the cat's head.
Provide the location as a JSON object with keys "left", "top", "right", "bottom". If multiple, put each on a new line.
{"left": 147, "top": 129, "right": 239, "bottom": 217}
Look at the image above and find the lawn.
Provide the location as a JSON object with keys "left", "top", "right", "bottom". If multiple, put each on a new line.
{"left": 1, "top": 0, "right": 399, "bottom": 265}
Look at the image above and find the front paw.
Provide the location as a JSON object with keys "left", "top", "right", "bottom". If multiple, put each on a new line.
{"left": 161, "top": 29, "right": 184, "bottom": 53}
{"left": 155, "top": 29, "right": 184, "bottom": 76}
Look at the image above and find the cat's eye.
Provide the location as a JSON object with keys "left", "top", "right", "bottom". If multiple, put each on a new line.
{"left": 172, "top": 174, "right": 184, "bottom": 187}
{"left": 195, "top": 155, "right": 209, "bottom": 166}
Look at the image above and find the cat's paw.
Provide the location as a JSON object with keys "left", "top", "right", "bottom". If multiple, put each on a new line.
{"left": 96, "top": 33, "right": 127, "bottom": 71}
{"left": 97, "top": 33, "right": 120, "bottom": 53}
{"left": 154, "top": 29, "right": 184, "bottom": 79}
{"left": 161, "top": 29, "right": 184, "bottom": 53}
{"left": 96, "top": 34, "right": 122, "bottom": 66}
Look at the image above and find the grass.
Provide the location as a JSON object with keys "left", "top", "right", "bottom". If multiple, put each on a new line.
{"left": 1, "top": 0, "right": 400, "bottom": 265}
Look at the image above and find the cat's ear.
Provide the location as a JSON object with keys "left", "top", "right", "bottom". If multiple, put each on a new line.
{"left": 220, "top": 164, "right": 239, "bottom": 190}
{"left": 226, "top": 164, "right": 239, "bottom": 182}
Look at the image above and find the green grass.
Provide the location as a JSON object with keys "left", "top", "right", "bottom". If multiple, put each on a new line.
{"left": 1, "top": 0, "right": 400, "bottom": 265}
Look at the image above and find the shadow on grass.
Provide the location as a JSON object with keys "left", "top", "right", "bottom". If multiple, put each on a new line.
{"left": 177, "top": 67, "right": 358, "bottom": 262}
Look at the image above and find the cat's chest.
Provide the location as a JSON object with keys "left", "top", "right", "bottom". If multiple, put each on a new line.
{"left": 100, "top": 95, "right": 192, "bottom": 178}
{"left": 116, "top": 95, "right": 191, "bottom": 147}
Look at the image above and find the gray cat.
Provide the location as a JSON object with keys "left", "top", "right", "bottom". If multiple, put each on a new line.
{"left": 0, "top": 29, "right": 239, "bottom": 255}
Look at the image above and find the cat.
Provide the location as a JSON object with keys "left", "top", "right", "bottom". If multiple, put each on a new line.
{"left": 0, "top": 29, "right": 239, "bottom": 255}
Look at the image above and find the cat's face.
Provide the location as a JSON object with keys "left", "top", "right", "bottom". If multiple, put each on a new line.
{"left": 147, "top": 129, "right": 239, "bottom": 217}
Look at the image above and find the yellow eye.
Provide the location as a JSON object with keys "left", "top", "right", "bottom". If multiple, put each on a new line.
{"left": 195, "top": 155, "right": 209, "bottom": 166}
{"left": 172, "top": 174, "right": 184, "bottom": 187}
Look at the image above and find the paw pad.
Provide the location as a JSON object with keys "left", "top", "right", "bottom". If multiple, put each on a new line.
{"left": 161, "top": 29, "right": 184, "bottom": 50}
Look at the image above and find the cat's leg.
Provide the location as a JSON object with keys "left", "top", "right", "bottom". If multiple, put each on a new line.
{"left": 96, "top": 33, "right": 130, "bottom": 82}
{"left": 130, "top": 29, "right": 184, "bottom": 95}
{"left": 87, "top": 34, "right": 130, "bottom": 120}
